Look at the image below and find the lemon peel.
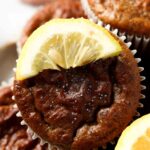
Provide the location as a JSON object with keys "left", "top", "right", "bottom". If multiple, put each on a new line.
{"left": 16, "top": 18, "right": 122, "bottom": 80}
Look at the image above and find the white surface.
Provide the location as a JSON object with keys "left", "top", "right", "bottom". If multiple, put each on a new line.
{"left": 0, "top": 0, "right": 38, "bottom": 47}
{"left": 0, "top": 43, "right": 18, "bottom": 83}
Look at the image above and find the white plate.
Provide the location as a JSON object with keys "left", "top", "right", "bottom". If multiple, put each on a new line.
{"left": 0, "top": 0, "right": 40, "bottom": 83}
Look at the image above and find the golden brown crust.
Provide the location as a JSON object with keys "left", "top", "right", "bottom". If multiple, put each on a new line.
{"left": 19, "top": 0, "right": 87, "bottom": 47}
{"left": 87, "top": 0, "right": 150, "bottom": 37}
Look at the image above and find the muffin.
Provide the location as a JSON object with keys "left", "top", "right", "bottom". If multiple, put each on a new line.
{"left": 13, "top": 18, "right": 142, "bottom": 150}
{"left": 19, "top": 0, "right": 87, "bottom": 49}
{"left": 81, "top": 0, "right": 150, "bottom": 55}
{"left": 21, "top": 0, "right": 50, "bottom": 6}
{"left": 0, "top": 86, "right": 48, "bottom": 149}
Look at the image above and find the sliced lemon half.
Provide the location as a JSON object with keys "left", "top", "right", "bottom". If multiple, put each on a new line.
{"left": 115, "top": 114, "right": 150, "bottom": 150}
{"left": 16, "top": 18, "right": 122, "bottom": 80}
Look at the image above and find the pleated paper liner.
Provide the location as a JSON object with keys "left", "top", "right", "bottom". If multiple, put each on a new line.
{"left": 12, "top": 22, "right": 146, "bottom": 150}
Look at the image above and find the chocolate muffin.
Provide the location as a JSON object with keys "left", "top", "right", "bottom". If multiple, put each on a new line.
{"left": 0, "top": 86, "right": 48, "bottom": 149}
{"left": 13, "top": 18, "right": 141, "bottom": 149}
{"left": 21, "top": 0, "right": 50, "bottom": 6}
{"left": 19, "top": 0, "right": 87, "bottom": 48}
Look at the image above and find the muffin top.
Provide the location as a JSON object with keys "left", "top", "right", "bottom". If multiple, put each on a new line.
{"left": 0, "top": 86, "right": 48, "bottom": 149}
{"left": 19, "top": 0, "right": 87, "bottom": 47}
{"left": 85, "top": 0, "right": 150, "bottom": 37}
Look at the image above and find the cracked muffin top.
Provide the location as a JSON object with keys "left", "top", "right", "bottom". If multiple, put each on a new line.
{"left": 83, "top": 0, "right": 150, "bottom": 37}
{"left": 13, "top": 18, "right": 141, "bottom": 149}
{"left": 0, "top": 86, "right": 48, "bottom": 150}
{"left": 14, "top": 34, "right": 141, "bottom": 150}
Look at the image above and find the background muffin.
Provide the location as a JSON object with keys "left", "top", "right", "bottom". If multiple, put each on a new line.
{"left": 19, "top": 0, "right": 87, "bottom": 49}
{"left": 0, "top": 86, "right": 48, "bottom": 149}
{"left": 81, "top": 0, "right": 150, "bottom": 56}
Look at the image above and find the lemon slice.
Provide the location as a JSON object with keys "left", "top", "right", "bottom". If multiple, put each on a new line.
{"left": 16, "top": 18, "right": 122, "bottom": 80}
{"left": 115, "top": 114, "right": 150, "bottom": 150}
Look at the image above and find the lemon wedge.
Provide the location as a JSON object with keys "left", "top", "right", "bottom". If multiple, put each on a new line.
{"left": 115, "top": 114, "right": 150, "bottom": 150}
{"left": 16, "top": 18, "right": 122, "bottom": 80}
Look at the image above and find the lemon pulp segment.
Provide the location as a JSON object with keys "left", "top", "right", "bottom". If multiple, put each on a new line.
{"left": 16, "top": 18, "right": 122, "bottom": 80}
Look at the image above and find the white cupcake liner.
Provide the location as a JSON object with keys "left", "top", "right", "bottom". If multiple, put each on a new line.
{"left": 121, "top": 33, "right": 149, "bottom": 56}
{"left": 12, "top": 21, "right": 146, "bottom": 150}
{"left": 81, "top": 0, "right": 150, "bottom": 56}
{"left": 16, "top": 112, "right": 61, "bottom": 150}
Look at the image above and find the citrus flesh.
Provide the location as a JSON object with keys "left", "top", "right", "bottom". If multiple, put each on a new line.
{"left": 16, "top": 18, "right": 122, "bottom": 80}
{"left": 115, "top": 114, "right": 150, "bottom": 150}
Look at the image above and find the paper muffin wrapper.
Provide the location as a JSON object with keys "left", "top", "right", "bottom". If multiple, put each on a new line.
{"left": 13, "top": 22, "right": 146, "bottom": 150}
{"left": 118, "top": 32, "right": 150, "bottom": 57}
{"left": 81, "top": 0, "right": 150, "bottom": 57}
